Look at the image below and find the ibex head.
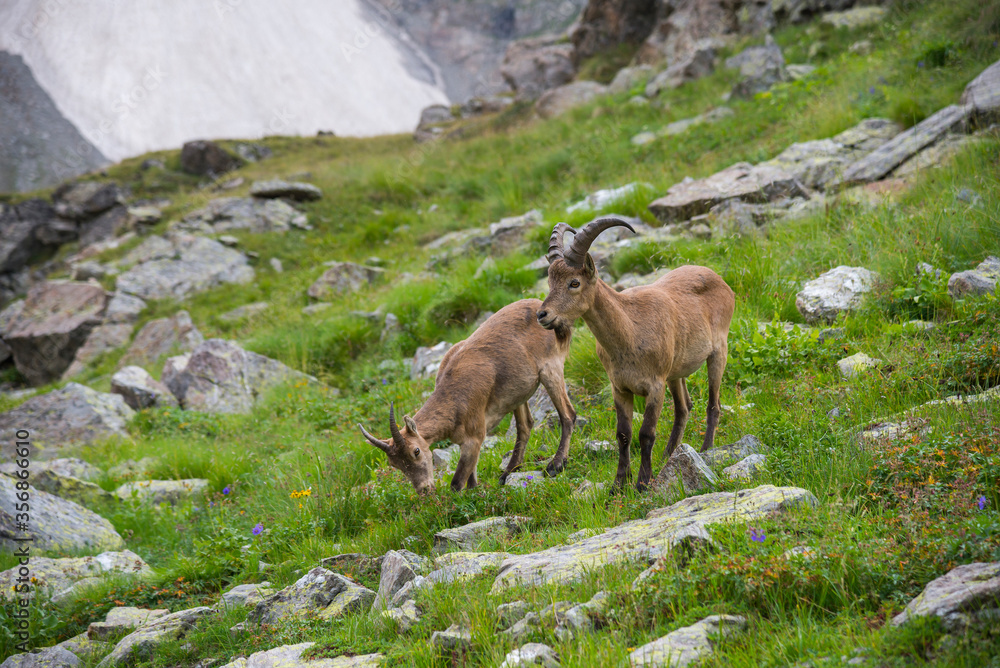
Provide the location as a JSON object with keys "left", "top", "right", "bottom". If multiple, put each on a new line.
{"left": 358, "top": 403, "right": 435, "bottom": 494}
{"left": 537, "top": 216, "right": 635, "bottom": 332}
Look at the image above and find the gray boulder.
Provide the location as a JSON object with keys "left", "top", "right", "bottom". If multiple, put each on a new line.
{"left": 115, "top": 479, "right": 209, "bottom": 505}
{"left": 962, "top": 58, "right": 1000, "bottom": 125}
{"left": 493, "top": 485, "right": 817, "bottom": 590}
{"left": 307, "top": 262, "right": 385, "bottom": 300}
{"left": 648, "top": 162, "right": 808, "bottom": 224}
{"left": 0, "top": 201, "right": 51, "bottom": 275}
{"left": 4, "top": 281, "right": 108, "bottom": 385}
{"left": 487, "top": 210, "right": 544, "bottom": 255}
{"left": 120, "top": 311, "right": 203, "bottom": 367}
{"left": 2, "top": 467, "right": 112, "bottom": 507}
{"left": 372, "top": 550, "right": 422, "bottom": 612}
{"left": 79, "top": 205, "right": 129, "bottom": 249}
{"left": 948, "top": 257, "right": 1000, "bottom": 299}
{"left": 218, "top": 643, "right": 382, "bottom": 668}
{"left": 629, "top": 615, "right": 746, "bottom": 667}
{"left": 163, "top": 339, "right": 318, "bottom": 414}
{"left": 837, "top": 352, "right": 881, "bottom": 378}
{"left": 53, "top": 182, "right": 124, "bottom": 220}
{"left": 891, "top": 561, "right": 1000, "bottom": 631}
{"left": 0, "top": 647, "right": 80, "bottom": 668}
{"left": 217, "top": 582, "right": 274, "bottom": 609}
{"left": 645, "top": 43, "right": 716, "bottom": 96}
{"left": 609, "top": 65, "right": 653, "bottom": 95}
{"left": 796, "top": 266, "right": 878, "bottom": 323}
{"left": 250, "top": 180, "right": 322, "bottom": 201}
{"left": 411, "top": 341, "right": 452, "bottom": 380}
{"left": 178, "top": 197, "right": 306, "bottom": 234}
{"left": 500, "top": 36, "right": 575, "bottom": 101}
{"left": 96, "top": 606, "right": 215, "bottom": 668}
{"left": 429, "top": 624, "right": 472, "bottom": 652}
{"left": 88, "top": 607, "right": 169, "bottom": 641}
{"left": 116, "top": 234, "right": 254, "bottom": 301}
{"left": 701, "top": 434, "right": 763, "bottom": 467}
{"left": 423, "top": 551, "right": 510, "bottom": 586}
{"left": 180, "top": 140, "right": 242, "bottom": 176}
{"left": 761, "top": 118, "right": 901, "bottom": 190}
{"left": 722, "top": 454, "right": 767, "bottom": 480}
{"left": 381, "top": 598, "right": 421, "bottom": 632}
{"left": 247, "top": 567, "right": 375, "bottom": 624}
{"left": 111, "top": 366, "right": 179, "bottom": 410}
{"left": 434, "top": 516, "right": 531, "bottom": 552}
{"left": 729, "top": 36, "right": 788, "bottom": 99}
{"left": 61, "top": 323, "right": 136, "bottom": 379}
{"left": 0, "top": 475, "right": 124, "bottom": 552}
{"left": 0, "top": 383, "right": 133, "bottom": 458}
{"left": 0, "top": 550, "right": 149, "bottom": 602}
{"left": 500, "top": 643, "right": 560, "bottom": 668}
{"left": 0, "top": 458, "right": 102, "bottom": 482}
{"left": 651, "top": 444, "right": 719, "bottom": 497}
{"left": 535, "top": 81, "right": 608, "bottom": 119}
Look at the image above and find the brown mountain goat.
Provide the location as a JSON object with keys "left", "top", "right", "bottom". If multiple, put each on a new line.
{"left": 359, "top": 299, "right": 576, "bottom": 494}
{"left": 537, "top": 216, "right": 735, "bottom": 492}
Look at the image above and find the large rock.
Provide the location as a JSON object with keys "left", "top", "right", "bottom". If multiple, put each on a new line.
{"left": 648, "top": 162, "right": 808, "bottom": 224}
{"left": 434, "top": 516, "right": 531, "bottom": 552}
{"left": 111, "top": 367, "right": 179, "bottom": 410}
{"left": 839, "top": 105, "right": 972, "bottom": 186}
{"left": 79, "top": 205, "right": 130, "bottom": 249}
{"left": 61, "top": 323, "right": 137, "bottom": 379}
{"left": 247, "top": 567, "right": 375, "bottom": 624}
{"left": 115, "top": 235, "right": 254, "bottom": 301}
{"left": 0, "top": 383, "right": 133, "bottom": 458}
{"left": 645, "top": 43, "right": 717, "bottom": 96}
{"left": 178, "top": 197, "right": 306, "bottom": 234}
{"left": 795, "top": 266, "right": 878, "bottom": 323}
{"left": 307, "top": 262, "right": 385, "bottom": 300}
{"left": 372, "top": 550, "right": 422, "bottom": 612}
{"left": 609, "top": 65, "right": 654, "bottom": 94}
{"left": 0, "top": 646, "right": 81, "bottom": 668}
{"left": 3, "top": 468, "right": 112, "bottom": 507}
{"left": 837, "top": 352, "right": 881, "bottom": 378}
{"left": 722, "top": 454, "right": 766, "bottom": 480}
{"left": 162, "top": 339, "right": 318, "bottom": 414}
{"left": 962, "top": 58, "right": 1000, "bottom": 125}
{"left": 217, "top": 582, "right": 275, "bottom": 609}
{"left": 492, "top": 485, "right": 817, "bottom": 590}
{"left": 0, "top": 550, "right": 149, "bottom": 602}
{"left": 947, "top": 257, "right": 1000, "bottom": 299}
{"left": 250, "top": 180, "right": 323, "bottom": 201}
{"left": 501, "top": 35, "right": 576, "bottom": 101}
{"left": 651, "top": 444, "right": 719, "bottom": 497}
{"left": 4, "top": 281, "right": 108, "bottom": 385}
{"left": 96, "top": 606, "right": 215, "bottom": 668}
{"left": 104, "top": 293, "right": 147, "bottom": 324}
{"left": 761, "top": 118, "right": 901, "bottom": 190}
{"left": 424, "top": 552, "right": 511, "bottom": 586}
{"left": 535, "top": 81, "right": 608, "bottom": 119}
{"left": 500, "top": 643, "right": 560, "bottom": 668}
{"left": 0, "top": 476, "right": 124, "bottom": 552}
{"left": 634, "top": 1, "right": 768, "bottom": 66}
{"left": 88, "top": 607, "right": 169, "bottom": 640}
{"left": 120, "top": 311, "right": 204, "bottom": 367}
{"left": 0, "top": 458, "right": 102, "bottom": 482}
{"left": 701, "top": 434, "right": 763, "bottom": 467}
{"left": 115, "top": 479, "right": 209, "bottom": 505}
{"left": 728, "top": 35, "right": 788, "bottom": 99}
{"left": 180, "top": 140, "right": 243, "bottom": 176}
{"left": 629, "top": 615, "right": 746, "bottom": 667}
{"left": 54, "top": 182, "right": 124, "bottom": 219}
{"left": 0, "top": 201, "right": 51, "bottom": 275}
{"left": 219, "top": 643, "right": 383, "bottom": 668}
{"left": 891, "top": 561, "right": 1000, "bottom": 631}
{"left": 411, "top": 341, "right": 453, "bottom": 380}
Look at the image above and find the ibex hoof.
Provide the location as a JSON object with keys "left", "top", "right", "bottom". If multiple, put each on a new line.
{"left": 544, "top": 460, "right": 565, "bottom": 477}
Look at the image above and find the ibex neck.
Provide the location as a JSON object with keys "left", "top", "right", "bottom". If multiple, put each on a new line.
{"left": 583, "top": 280, "right": 636, "bottom": 351}
{"left": 413, "top": 395, "right": 458, "bottom": 443}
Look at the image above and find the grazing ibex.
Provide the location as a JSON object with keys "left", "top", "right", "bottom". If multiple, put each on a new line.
{"left": 359, "top": 299, "right": 576, "bottom": 494}
{"left": 538, "top": 216, "right": 735, "bottom": 492}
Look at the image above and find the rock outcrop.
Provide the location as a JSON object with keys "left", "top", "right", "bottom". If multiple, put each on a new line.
{"left": 0, "top": 383, "right": 133, "bottom": 458}
{"left": 795, "top": 266, "right": 878, "bottom": 323}
{"left": 535, "top": 81, "right": 608, "bottom": 119}
{"left": 493, "top": 485, "right": 817, "bottom": 590}
{"left": 116, "top": 235, "right": 254, "bottom": 301}
{"left": 114, "top": 479, "right": 209, "bottom": 505}
{"left": 434, "top": 516, "right": 531, "bottom": 552}
{"left": 96, "top": 607, "right": 215, "bottom": 668}
{"left": 651, "top": 444, "right": 719, "bottom": 497}
{"left": 0, "top": 476, "right": 125, "bottom": 552}
{"left": 501, "top": 36, "right": 576, "bottom": 101}
{"left": 249, "top": 179, "right": 323, "bottom": 201}
{"left": 0, "top": 550, "right": 149, "bottom": 602}
{"left": 180, "top": 140, "right": 243, "bottom": 176}
{"left": 0, "top": 646, "right": 81, "bottom": 668}
{"left": 178, "top": 197, "right": 307, "bottom": 234}
{"left": 947, "top": 256, "right": 1000, "bottom": 299}
{"left": 219, "top": 643, "right": 382, "bottom": 668}
{"left": 247, "top": 568, "right": 375, "bottom": 624}
{"left": 891, "top": 561, "right": 1000, "bottom": 631}
{"left": 307, "top": 262, "right": 385, "bottom": 300}
{"left": 629, "top": 614, "right": 747, "bottom": 667}
{"left": 111, "top": 367, "right": 179, "bottom": 410}
{"left": 120, "top": 311, "right": 204, "bottom": 367}
{"left": 163, "top": 339, "right": 319, "bottom": 413}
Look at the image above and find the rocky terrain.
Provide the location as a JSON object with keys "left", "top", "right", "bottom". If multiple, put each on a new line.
{"left": 1, "top": 0, "right": 1000, "bottom": 666}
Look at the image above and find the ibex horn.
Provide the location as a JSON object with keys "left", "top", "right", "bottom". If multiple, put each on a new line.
{"left": 388, "top": 402, "right": 405, "bottom": 449}
{"left": 358, "top": 423, "right": 391, "bottom": 454}
{"left": 547, "top": 223, "right": 577, "bottom": 264}
{"left": 564, "top": 215, "right": 636, "bottom": 268}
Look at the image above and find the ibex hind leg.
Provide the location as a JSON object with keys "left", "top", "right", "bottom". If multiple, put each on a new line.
{"left": 540, "top": 368, "right": 576, "bottom": 478}
{"left": 611, "top": 388, "right": 635, "bottom": 493}
{"left": 661, "top": 377, "right": 692, "bottom": 463}
{"left": 499, "top": 403, "right": 532, "bottom": 485}
{"left": 700, "top": 347, "right": 727, "bottom": 453}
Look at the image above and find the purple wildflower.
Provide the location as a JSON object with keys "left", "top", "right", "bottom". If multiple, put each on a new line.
{"left": 979, "top": 496, "right": 988, "bottom": 511}
{"left": 222, "top": 486, "right": 231, "bottom": 495}
{"left": 917, "top": 61, "right": 925, "bottom": 68}
{"left": 209, "top": 501, "right": 215, "bottom": 508}
{"left": 252, "top": 522, "right": 264, "bottom": 536}
{"left": 381, "top": 378, "right": 388, "bottom": 385}
{"left": 522, "top": 481, "right": 528, "bottom": 488}
{"left": 868, "top": 86, "right": 876, "bottom": 94}
{"left": 749, "top": 527, "right": 766, "bottom": 544}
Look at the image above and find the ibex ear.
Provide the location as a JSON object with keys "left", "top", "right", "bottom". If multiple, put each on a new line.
{"left": 403, "top": 415, "right": 419, "bottom": 435}
{"left": 583, "top": 253, "right": 596, "bottom": 279}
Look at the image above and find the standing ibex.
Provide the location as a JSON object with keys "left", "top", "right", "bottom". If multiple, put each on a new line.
{"left": 359, "top": 299, "right": 576, "bottom": 494}
{"left": 538, "top": 216, "right": 735, "bottom": 492}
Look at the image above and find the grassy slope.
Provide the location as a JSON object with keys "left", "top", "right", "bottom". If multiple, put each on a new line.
{"left": 3, "top": 0, "right": 1000, "bottom": 665}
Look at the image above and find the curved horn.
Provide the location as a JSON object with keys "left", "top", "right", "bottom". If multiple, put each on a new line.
{"left": 358, "top": 423, "right": 391, "bottom": 454}
{"left": 547, "top": 223, "right": 576, "bottom": 264}
{"left": 388, "top": 402, "right": 405, "bottom": 449}
{"left": 564, "top": 215, "right": 636, "bottom": 267}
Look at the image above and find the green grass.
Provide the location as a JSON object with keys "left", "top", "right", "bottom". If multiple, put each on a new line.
{"left": 4, "top": 1, "right": 1000, "bottom": 665}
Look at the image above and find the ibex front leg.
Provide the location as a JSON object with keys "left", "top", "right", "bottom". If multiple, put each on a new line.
{"left": 635, "top": 384, "right": 665, "bottom": 492}
{"left": 611, "top": 387, "right": 634, "bottom": 492}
